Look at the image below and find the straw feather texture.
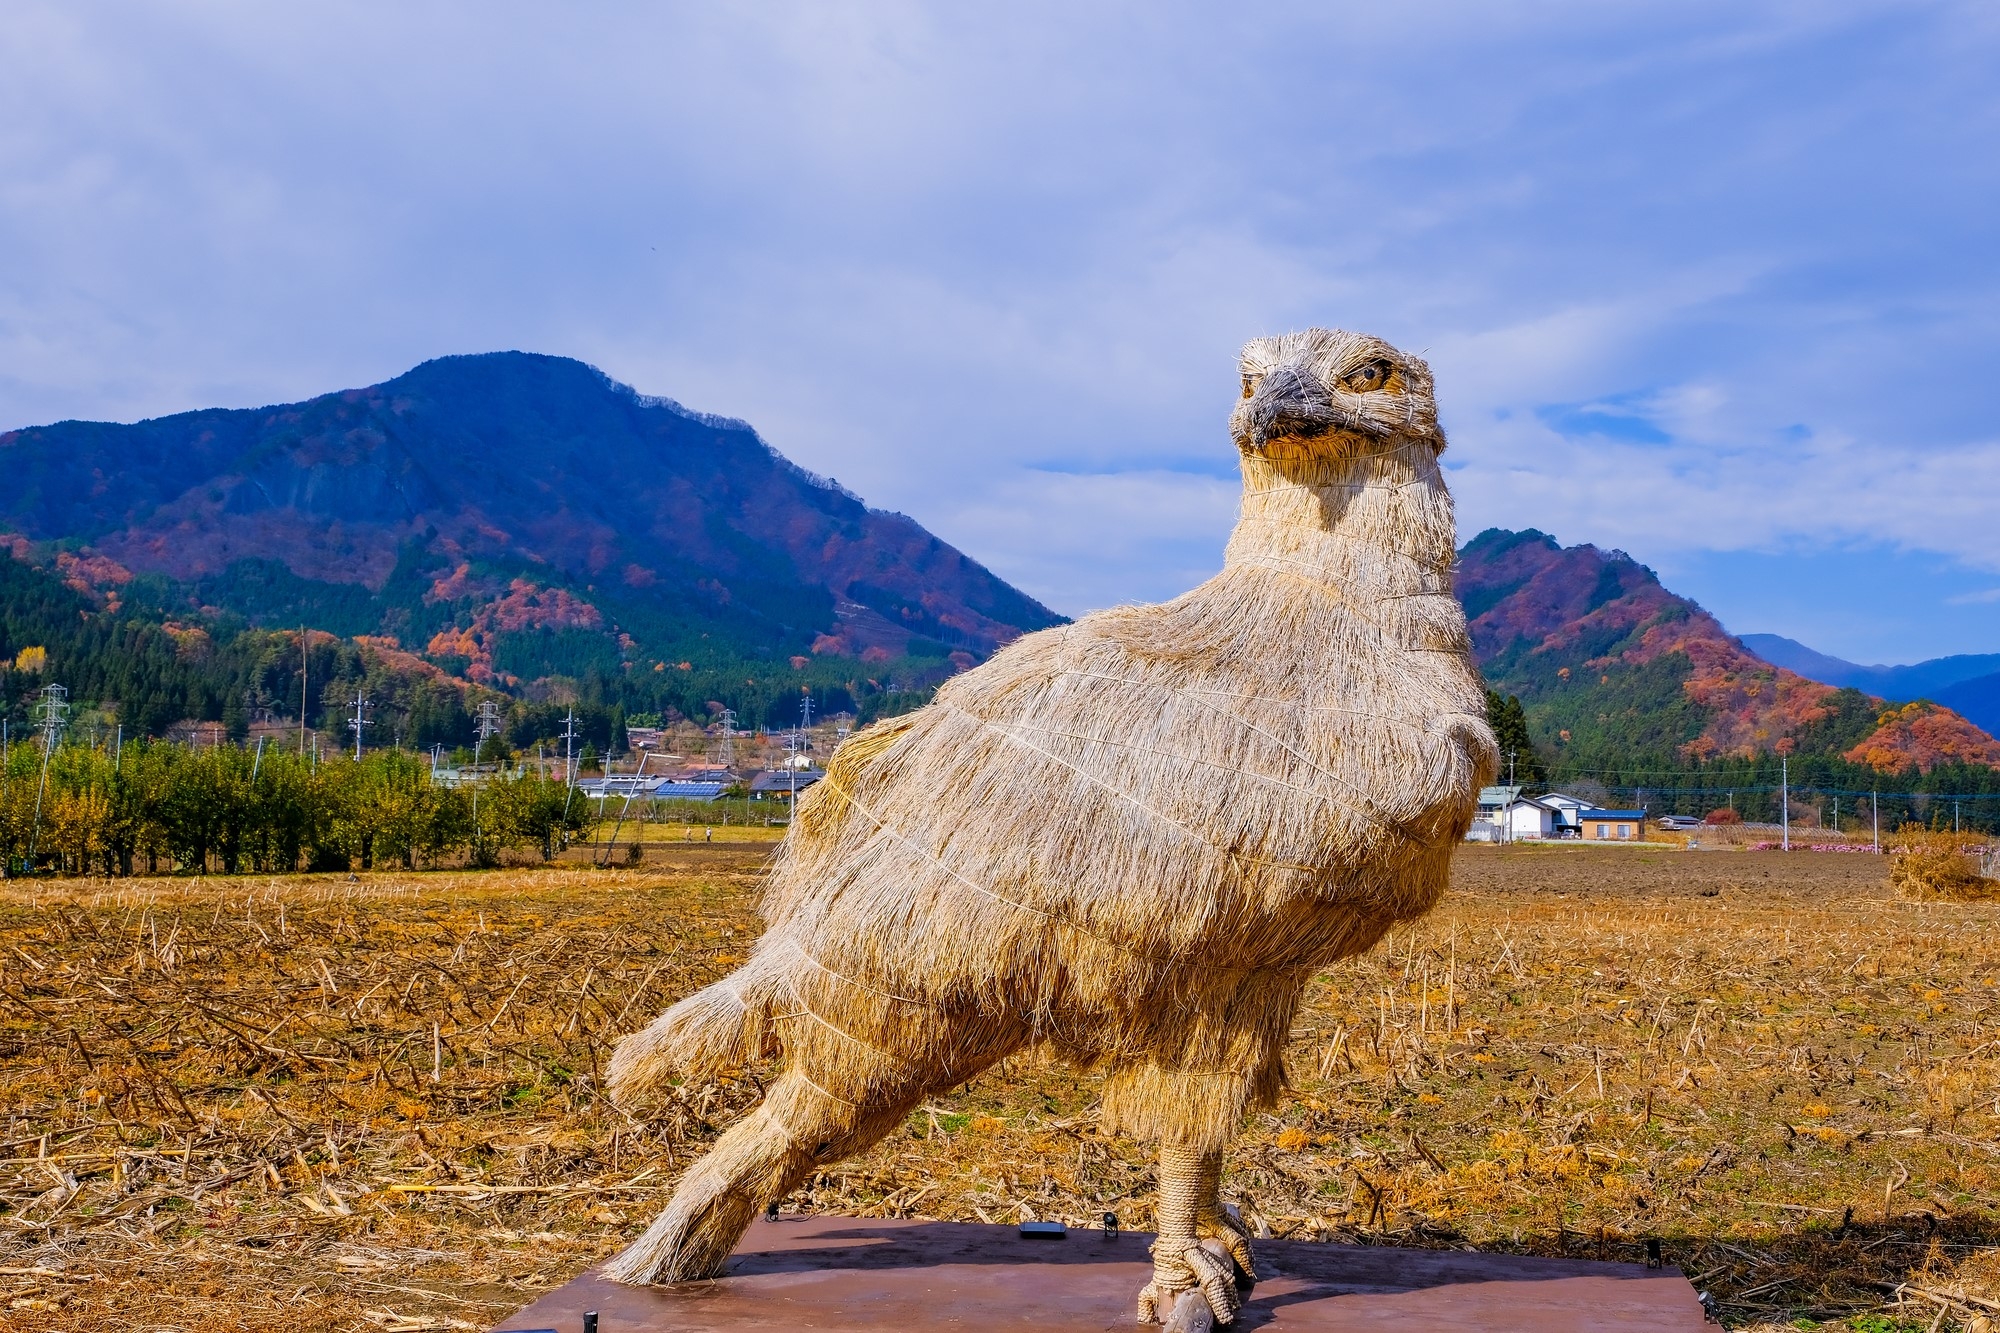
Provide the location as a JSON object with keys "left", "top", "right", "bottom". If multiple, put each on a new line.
{"left": 603, "top": 328, "right": 1498, "bottom": 1298}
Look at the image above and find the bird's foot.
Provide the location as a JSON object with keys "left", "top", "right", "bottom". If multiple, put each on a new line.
{"left": 1197, "top": 1201, "right": 1258, "bottom": 1291}
{"left": 1137, "top": 1237, "right": 1241, "bottom": 1328}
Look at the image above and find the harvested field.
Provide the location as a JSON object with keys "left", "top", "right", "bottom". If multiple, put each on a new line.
{"left": 2, "top": 846, "right": 1996, "bottom": 1332}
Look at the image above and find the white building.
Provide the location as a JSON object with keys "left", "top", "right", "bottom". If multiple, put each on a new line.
{"left": 1536, "top": 792, "right": 1598, "bottom": 838}
{"left": 1469, "top": 786, "right": 1561, "bottom": 841}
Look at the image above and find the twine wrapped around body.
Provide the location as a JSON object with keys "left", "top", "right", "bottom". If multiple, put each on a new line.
{"left": 605, "top": 328, "right": 1498, "bottom": 1323}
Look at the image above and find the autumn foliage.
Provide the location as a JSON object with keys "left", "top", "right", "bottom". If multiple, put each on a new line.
{"left": 1456, "top": 529, "right": 2000, "bottom": 774}
{"left": 1845, "top": 701, "right": 2000, "bottom": 774}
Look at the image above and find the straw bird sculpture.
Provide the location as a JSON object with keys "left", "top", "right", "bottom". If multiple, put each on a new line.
{"left": 605, "top": 328, "right": 1497, "bottom": 1326}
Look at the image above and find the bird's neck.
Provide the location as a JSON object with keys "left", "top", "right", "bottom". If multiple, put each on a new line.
{"left": 1221, "top": 441, "right": 1457, "bottom": 599}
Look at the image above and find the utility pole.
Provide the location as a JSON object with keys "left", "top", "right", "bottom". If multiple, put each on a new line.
{"left": 786, "top": 727, "right": 801, "bottom": 820}
{"left": 1507, "top": 749, "right": 1516, "bottom": 787}
{"left": 26, "top": 684, "right": 68, "bottom": 874}
{"left": 1832, "top": 796, "right": 1838, "bottom": 835}
{"left": 560, "top": 708, "right": 579, "bottom": 787}
{"left": 298, "top": 627, "right": 310, "bottom": 757}
{"left": 251, "top": 735, "right": 265, "bottom": 781}
{"left": 1872, "top": 789, "right": 1880, "bottom": 853}
{"left": 789, "top": 691, "right": 815, "bottom": 821}
{"left": 347, "top": 691, "right": 371, "bottom": 760}
{"left": 558, "top": 707, "right": 581, "bottom": 832}
{"left": 1780, "top": 754, "right": 1789, "bottom": 852}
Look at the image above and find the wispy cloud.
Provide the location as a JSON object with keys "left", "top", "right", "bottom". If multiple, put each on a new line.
{"left": 0, "top": 2, "right": 1996, "bottom": 651}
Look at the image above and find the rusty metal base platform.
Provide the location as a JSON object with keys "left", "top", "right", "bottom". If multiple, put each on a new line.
{"left": 493, "top": 1214, "right": 1708, "bottom": 1332}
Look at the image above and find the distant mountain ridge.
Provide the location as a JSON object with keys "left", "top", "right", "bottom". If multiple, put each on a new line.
{"left": 1740, "top": 633, "right": 2000, "bottom": 738}
{"left": 1739, "top": 633, "right": 2000, "bottom": 697}
{"left": 0, "top": 352, "right": 1063, "bottom": 689}
{"left": 1457, "top": 529, "right": 2000, "bottom": 773}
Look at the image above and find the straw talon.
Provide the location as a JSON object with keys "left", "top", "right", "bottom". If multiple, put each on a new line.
{"left": 1200, "top": 1204, "right": 1258, "bottom": 1290}
{"left": 1139, "top": 1238, "right": 1239, "bottom": 1327}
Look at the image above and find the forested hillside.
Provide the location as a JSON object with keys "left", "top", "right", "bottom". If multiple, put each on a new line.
{"left": 0, "top": 353, "right": 1068, "bottom": 740}
{"left": 1459, "top": 529, "right": 2000, "bottom": 828}
{"left": 0, "top": 352, "right": 1061, "bottom": 689}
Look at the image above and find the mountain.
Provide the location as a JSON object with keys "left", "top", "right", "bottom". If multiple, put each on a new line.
{"left": 1456, "top": 529, "right": 2000, "bottom": 774}
{"left": 0, "top": 353, "right": 1061, "bottom": 703}
{"left": 1934, "top": 674, "right": 2000, "bottom": 739}
{"left": 0, "top": 352, "right": 1069, "bottom": 740}
{"left": 1739, "top": 633, "right": 2000, "bottom": 740}
{"left": 1739, "top": 633, "right": 2000, "bottom": 699}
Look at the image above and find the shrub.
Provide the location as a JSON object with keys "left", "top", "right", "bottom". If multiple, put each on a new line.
{"left": 1703, "top": 808, "right": 1742, "bottom": 825}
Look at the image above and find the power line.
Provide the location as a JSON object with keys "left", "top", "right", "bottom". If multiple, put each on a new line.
{"left": 1542, "top": 781, "right": 2000, "bottom": 802}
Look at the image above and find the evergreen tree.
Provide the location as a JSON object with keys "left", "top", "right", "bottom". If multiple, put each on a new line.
{"left": 1484, "top": 688, "right": 1547, "bottom": 787}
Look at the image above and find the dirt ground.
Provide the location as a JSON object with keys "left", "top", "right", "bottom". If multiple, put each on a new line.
{"left": 2, "top": 844, "right": 1996, "bottom": 1332}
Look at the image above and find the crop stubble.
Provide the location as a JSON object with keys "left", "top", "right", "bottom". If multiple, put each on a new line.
{"left": 0, "top": 844, "right": 1995, "bottom": 1331}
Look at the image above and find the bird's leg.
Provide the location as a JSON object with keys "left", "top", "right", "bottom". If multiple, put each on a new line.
{"left": 1137, "top": 1144, "right": 1248, "bottom": 1327}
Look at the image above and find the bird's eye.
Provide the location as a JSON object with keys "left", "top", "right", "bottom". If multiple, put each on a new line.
{"left": 1341, "top": 360, "right": 1391, "bottom": 392}
{"left": 1240, "top": 374, "right": 1257, "bottom": 399}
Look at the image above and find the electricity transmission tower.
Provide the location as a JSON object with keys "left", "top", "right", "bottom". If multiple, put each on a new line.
{"left": 468, "top": 699, "right": 505, "bottom": 866}
{"left": 717, "top": 708, "right": 736, "bottom": 768}
{"left": 26, "top": 683, "right": 68, "bottom": 872}
{"left": 475, "top": 699, "right": 504, "bottom": 767}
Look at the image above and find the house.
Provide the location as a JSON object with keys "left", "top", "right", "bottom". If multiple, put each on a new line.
{"left": 573, "top": 775, "right": 728, "bottom": 802}
{"left": 1535, "top": 792, "right": 1598, "bottom": 838}
{"left": 575, "top": 775, "right": 668, "bottom": 801}
{"left": 625, "top": 726, "right": 668, "bottom": 752}
{"left": 1497, "top": 796, "right": 1557, "bottom": 840}
{"left": 652, "top": 781, "right": 727, "bottom": 802}
{"left": 749, "top": 769, "right": 825, "bottom": 800}
{"left": 1468, "top": 786, "right": 1560, "bottom": 841}
{"left": 667, "top": 763, "right": 736, "bottom": 784}
{"left": 1577, "top": 809, "right": 1647, "bottom": 842}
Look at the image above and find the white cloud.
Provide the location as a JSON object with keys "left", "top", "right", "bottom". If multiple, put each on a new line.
{"left": 0, "top": 1, "right": 1997, "bottom": 642}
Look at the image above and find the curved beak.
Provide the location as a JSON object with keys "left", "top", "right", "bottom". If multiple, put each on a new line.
{"left": 1233, "top": 361, "right": 1346, "bottom": 454}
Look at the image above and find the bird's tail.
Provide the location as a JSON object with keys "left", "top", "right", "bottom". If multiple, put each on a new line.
{"left": 607, "top": 951, "right": 785, "bottom": 1108}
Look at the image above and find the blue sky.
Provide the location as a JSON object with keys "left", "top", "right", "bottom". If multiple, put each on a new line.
{"left": 3, "top": 3, "right": 1997, "bottom": 664}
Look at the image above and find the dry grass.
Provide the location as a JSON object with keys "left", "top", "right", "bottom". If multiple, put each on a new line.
{"left": 2, "top": 845, "right": 1996, "bottom": 1331}
{"left": 1890, "top": 830, "right": 2000, "bottom": 903}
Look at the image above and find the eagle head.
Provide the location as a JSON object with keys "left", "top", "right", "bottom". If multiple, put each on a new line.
{"left": 1229, "top": 328, "right": 1442, "bottom": 461}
